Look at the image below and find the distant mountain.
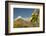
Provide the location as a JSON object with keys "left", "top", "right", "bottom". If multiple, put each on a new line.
{"left": 15, "top": 16, "right": 25, "bottom": 21}
{"left": 14, "top": 16, "right": 32, "bottom": 28}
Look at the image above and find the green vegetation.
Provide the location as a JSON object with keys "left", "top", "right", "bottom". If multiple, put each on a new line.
{"left": 30, "top": 11, "right": 39, "bottom": 27}
{"left": 31, "top": 16, "right": 39, "bottom": 27}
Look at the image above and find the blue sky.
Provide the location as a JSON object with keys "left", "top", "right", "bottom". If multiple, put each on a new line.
{"left": 13, "top": 8, "right": 35, "bottom": 19}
